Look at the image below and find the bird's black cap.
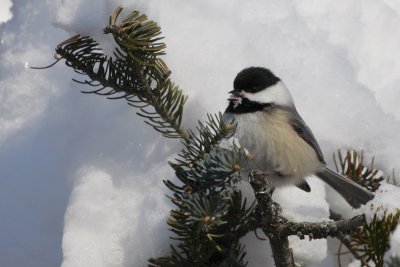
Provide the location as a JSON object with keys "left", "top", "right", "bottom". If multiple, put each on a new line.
{"left": 233, "top": 67, "right": 280, "bottom": 93}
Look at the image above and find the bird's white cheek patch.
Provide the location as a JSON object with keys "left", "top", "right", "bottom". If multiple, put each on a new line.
{"left": 244, "top": 82, "right": 294, "bottom": 106}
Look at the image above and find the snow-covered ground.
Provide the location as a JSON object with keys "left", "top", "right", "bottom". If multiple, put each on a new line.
{"left": 1, "top": 0, "right": 400, "bottom": 266}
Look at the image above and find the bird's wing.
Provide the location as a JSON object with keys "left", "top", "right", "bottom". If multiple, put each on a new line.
{"left": 290, "top": 110, "right": 325, "bottom": 164}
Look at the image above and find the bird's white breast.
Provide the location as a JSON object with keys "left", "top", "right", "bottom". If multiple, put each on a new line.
{"left": 232, "top": 108, "right": 322, "bottom": 186}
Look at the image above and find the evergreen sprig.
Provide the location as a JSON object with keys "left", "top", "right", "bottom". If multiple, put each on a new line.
{"left": 154, "top": 115, "right": 255, "bottom": 266}
{"left": 55, "top": 6, "right": 187, "bottom": 139}
{"left": 334, "top": 150, "right": 384, "bottom": 192}
{"left": 104, "top": 6, "right": 166, "bottom": 64}
{"left": 334, "top": 150, "right": 400, "bottom": 267}
{"left": 350, "top": 209, "right": 400, "bottom": 267}
{"left": 176, "top": 114, "right": 236, "bottom": 166}
{"left": 149, "top": 190, "right": 253, "bottom": 267}
{"left": 167, "top": 114, "right": 248, "bottom": 193}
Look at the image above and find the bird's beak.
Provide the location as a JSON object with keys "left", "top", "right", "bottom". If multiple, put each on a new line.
{"left": 228, "top": 90, "right": 242, "bottom": 101}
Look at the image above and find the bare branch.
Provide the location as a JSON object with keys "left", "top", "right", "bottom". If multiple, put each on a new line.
{"left": 249, "top": 170, "right": 365, "bottom": 267}
{"left": 249, "top": 170, "right": 295, "bottom": 267}
{"left": 277, "top": 216, "right": 364, "bottom": 240}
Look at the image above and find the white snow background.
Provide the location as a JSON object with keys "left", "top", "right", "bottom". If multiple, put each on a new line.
{"left": 1, "top": 0, "right": 400, "bottom": 266}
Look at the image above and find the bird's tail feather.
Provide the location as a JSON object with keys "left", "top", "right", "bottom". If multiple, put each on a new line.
{"left": 316, "top": 166, "right": 374, "bottom": 208}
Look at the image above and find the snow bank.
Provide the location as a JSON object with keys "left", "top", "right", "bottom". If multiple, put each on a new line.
{"left": 62, "top": 165, "right": 173, "bottom": 266}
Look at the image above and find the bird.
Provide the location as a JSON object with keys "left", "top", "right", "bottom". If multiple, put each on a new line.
{"left": 223, "top": 66, "right": 374, "bottom": 208}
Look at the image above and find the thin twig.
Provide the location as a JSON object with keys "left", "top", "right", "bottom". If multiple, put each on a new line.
{"left": 330, "top": 210, "right": 370, "bottom": 266}
{"left": 276, "top": 216, "right": 364, "bottom": 239}
{"left": 249, "top": 171, "right": 366, "bottom": 267}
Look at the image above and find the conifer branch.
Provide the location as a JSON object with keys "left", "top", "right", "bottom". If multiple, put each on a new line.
{"left": 249, "top": 170, "right": 295, "bottom": 267}
{"left": 167, "top": 115, "right": 246, "bottom": 192}
{"left": 277, "top": 216, "right": 364, "bottom": 239}
{"left": 349, "top": 209, "right": 400, "bottom": 267}
{"left": 54, "top": 7, "right": 188, "bottom": 140}
{"left": 333, "top": 150, "right": 400, "bottom": 267}
{"left": 334, "top": 150, "right": 384, "bottom": 192}
{"left": 249, "top": 171, "right": 365, "bottom": 267}
{"left": 152, "top": 115, "right": 255, "bottom": 266}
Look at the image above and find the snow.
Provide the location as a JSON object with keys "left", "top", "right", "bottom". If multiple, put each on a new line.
{"left": 387, "top": 225, "right": 400, "bottom": 260}
{"left": 296, "top": 0, "right": 400, "bottom": 122}
{"left": 0, "top": 0, "right": 13, "bottom": 24}
{"left": 1, "top": 0, "right": 400, "bottom": 266}
{"left": 358, "top": 182, "right": 400, "bottom": 220}
{"left": 61, "top": 165, "right": 173, "bottom": 266}
{"left": 274, "top": 178, "right": 330, "bottom": 265}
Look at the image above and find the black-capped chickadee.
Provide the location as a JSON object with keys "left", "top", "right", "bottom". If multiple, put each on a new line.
{"left": 223, "top": 67, "right": 374, "bottom": 208}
